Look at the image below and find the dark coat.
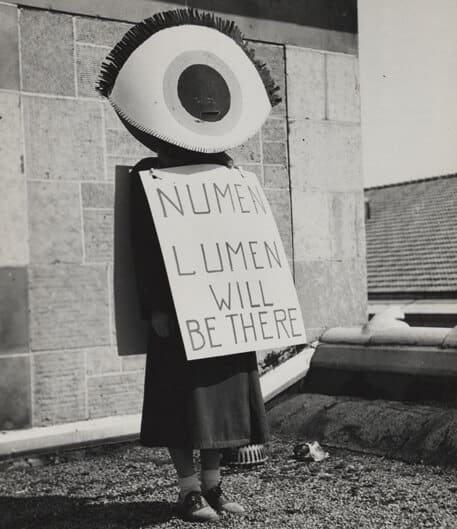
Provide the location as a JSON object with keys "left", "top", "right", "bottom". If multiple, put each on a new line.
{"left": 129, "top": 158, "right": 269, "bottom": 449}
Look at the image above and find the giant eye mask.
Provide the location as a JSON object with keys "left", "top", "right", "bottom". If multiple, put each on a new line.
{"left": 97, "top": 10, "right": 281, "bottom": 153}
{"left": 108, "top": 25, "right": 271, "bottom": 152}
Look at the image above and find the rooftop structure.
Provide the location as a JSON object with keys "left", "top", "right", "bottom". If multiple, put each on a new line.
{"left": 365, "top": 174, "right": 457, "bottom": 326}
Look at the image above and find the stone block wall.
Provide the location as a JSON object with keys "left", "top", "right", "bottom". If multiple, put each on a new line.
{"left": 286, "top": 47, "right": 366, "bottom": 341}
{"left": 0, "top": 3, "right": 366, "bottom": 430}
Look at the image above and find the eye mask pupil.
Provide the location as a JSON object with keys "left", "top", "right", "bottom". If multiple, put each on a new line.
{"left": 177, "top": 64, "right": 231, "bottom": 122}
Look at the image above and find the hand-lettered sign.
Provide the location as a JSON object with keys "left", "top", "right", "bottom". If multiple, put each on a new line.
{"left": 140, "top": 164, "right": 306, "bottom": 360}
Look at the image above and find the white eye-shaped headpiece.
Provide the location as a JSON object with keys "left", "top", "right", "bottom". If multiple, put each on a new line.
{"left": 97, "top": 9, "right": 281, "bottom": 153}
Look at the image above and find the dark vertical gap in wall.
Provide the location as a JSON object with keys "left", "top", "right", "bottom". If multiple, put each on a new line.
{"left": 282, "top": 43, "right": 295, "bottom": 281}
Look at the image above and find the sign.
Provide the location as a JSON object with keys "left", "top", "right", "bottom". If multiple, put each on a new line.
{"left": 140, "top": 164, "right": 306, "bottom": 360}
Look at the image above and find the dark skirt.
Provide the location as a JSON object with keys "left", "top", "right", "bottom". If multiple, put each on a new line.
{"left": 140, "top": 319, "right": 269, "bottom": 449}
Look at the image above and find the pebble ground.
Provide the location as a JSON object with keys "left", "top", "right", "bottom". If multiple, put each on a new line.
{"left": 1, "top": 437, "right": 457, "bottom": 529}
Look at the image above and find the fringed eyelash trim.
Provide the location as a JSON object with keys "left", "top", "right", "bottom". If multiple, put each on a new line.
{"left": 96, "top": 8, "right": 281, "bottom": 107}
{"left": 110, "top": 98, "right": 242, "bottom": 154}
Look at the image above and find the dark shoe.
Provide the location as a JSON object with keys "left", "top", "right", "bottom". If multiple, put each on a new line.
{"left": 176, "top": 491, "right": 220, "bottom": 522}
{"left": 203, "top": 483, "right": 245, "bottom": 514}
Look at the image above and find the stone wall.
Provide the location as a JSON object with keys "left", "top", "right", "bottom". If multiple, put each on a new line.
{"left": 0, "top": 3, "right": 366, "bottom": 430}
{"left": 287, "top": 47, "right": 367, "bottom": 341}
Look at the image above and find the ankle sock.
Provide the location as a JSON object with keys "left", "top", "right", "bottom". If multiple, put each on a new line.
{"left": 178, "top": 473, "right": 200, "bottom": 499}
{"left": 201, "top": 468, "right": 221, "bottom": 491}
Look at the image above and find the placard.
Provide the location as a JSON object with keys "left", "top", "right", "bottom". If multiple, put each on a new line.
{"left": 140, "top": 164, "right": 306, "bottom": 360}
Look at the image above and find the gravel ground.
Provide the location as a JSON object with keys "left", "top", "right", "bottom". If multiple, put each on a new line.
{"left": 1, "top": 437, "right": 457, "bottom": 529}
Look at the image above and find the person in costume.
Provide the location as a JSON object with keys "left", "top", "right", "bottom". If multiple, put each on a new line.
{"left": 97, "top": 9, "right": 281, "bottom": 523}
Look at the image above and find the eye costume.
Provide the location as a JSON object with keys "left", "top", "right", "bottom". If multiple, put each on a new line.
{"left": 97, "top": 9, "right": 281, "bottom": 450}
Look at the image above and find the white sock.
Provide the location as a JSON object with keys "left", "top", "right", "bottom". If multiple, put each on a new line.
{"left": 201, "top": 469, "right": 221, "bottom": 491}
{"left": 178, "top": 473, "right": 200, "bottom": 499}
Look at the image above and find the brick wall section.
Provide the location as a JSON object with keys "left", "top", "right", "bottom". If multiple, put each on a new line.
{"left": 0, "top": 5, "right": 366, "bottom": 429}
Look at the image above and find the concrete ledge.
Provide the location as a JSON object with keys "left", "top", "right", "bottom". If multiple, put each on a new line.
{"left": 316, "top": 324, "right": 457, "bottom": 381}
{"left": 0, "top": 414, "right": 141, "bottom": 458}
{"left": 321, "top": 325, "right": 455, "bottom": 348}
{"left": 268, "top": 392, "right": 457, "bottom": 466}
{"left": 307, "top": 322, "right": 457, "bottom": 403}
{"left": 312, "top": 343, "right": 457, "bottom": 377}
{"left": 0, "top": 347, "right": 314, "bottom": 458}
{"left": 320, "top": 327, "right": 371, "bottom": 345}
{"left": 370, "top": 327, "right": 450, "bottom": 347}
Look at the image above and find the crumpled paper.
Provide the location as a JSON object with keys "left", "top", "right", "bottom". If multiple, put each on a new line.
{"left": 293, "top": 441, "right": 329, "bottom": 462}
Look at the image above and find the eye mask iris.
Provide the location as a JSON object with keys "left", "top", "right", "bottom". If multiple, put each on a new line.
{"left": 178, "top": 64, "right": 231, "bottom": 122}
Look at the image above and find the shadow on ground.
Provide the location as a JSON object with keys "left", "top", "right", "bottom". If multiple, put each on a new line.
{"left": 0, "top": 496, "right": 175, "bottom": 529}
